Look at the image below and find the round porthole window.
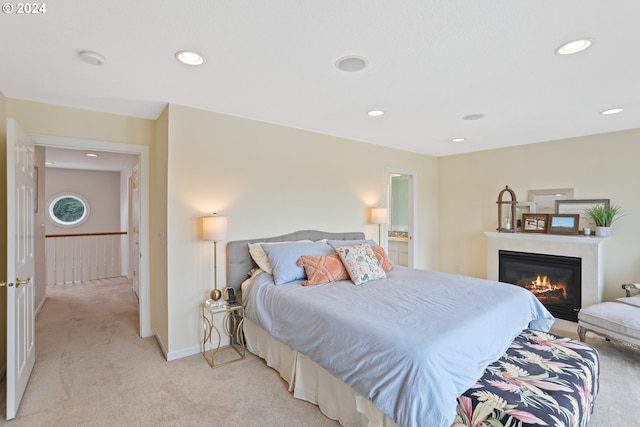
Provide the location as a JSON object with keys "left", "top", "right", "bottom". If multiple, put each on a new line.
{"left": 48, "top": 194, "right": 89, "bottom": 227}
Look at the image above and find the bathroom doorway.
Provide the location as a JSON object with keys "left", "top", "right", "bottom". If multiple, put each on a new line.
{"left": 386, "top": 168, "right": 416, "bottom": 267}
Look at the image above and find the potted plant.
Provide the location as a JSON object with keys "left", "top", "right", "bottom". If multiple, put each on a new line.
{"left": 584, "top": 203, "right": 625, "bottom": 237}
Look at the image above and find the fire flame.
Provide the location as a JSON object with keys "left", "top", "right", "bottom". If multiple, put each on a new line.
{"left": 529, "top": 274, "right": 566, "bottom": 299}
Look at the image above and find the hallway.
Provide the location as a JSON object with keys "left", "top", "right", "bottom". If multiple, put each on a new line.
{"left": 1, "top": 278, "right": 150, "bottom": 425}
{"left": 0, "top": 278, "right": 336, "bottom": 426}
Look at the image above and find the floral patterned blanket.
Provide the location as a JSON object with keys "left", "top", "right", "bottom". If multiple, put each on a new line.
{"left": 454, "top": 329, "right": 600, "bottom": 427}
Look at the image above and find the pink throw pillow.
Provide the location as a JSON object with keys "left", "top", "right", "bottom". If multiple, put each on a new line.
{"left": 372, "top": 246, "right": 393, "bottom": 271}
{"left": 296, "top": 254, "right": 349, "bottom": 286}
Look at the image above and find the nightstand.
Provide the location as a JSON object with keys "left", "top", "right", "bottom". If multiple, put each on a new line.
{"left": 200, "top": 302, "right": 245, "bottom": 368}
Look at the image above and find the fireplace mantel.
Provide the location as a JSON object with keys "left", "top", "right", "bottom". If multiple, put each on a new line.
{"left": 484, "top": 232, "right": 607, "bottom": 245}
{"left": 485, "top": 232, "right": 608, "bottom": 308}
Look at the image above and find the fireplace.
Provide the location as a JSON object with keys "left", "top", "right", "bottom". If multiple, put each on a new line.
{"left": 499, "top": 250, "right": 581, "bottom": 321}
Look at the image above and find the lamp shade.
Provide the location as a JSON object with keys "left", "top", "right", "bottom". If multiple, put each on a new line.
{"left": 202, "top": 214, "right": 228, "bottom": 241}
{"left": 370, "top": 207, "right": 388, "bottom": 224}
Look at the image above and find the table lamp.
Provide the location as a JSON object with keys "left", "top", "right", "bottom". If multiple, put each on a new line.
{"left": 202, "top": 213, "right": 228, "bottom": 301}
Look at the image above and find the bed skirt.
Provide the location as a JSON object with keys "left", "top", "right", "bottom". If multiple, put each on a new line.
{"left": 244, "top": 318, "right": 397, "bottom": 427}
{"left": 244, "top": 319, "right": 600, "bottom": 427}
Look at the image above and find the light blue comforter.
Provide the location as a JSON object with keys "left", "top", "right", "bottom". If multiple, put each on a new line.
{"left": 243, "top": 266, "right": 554, "bottom": 427}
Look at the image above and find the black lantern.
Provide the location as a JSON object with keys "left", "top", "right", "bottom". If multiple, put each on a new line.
{"left": 496, "top": 186, "right": 517, "bottom": 232}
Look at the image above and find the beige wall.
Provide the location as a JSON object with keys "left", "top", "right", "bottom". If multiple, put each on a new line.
{"left": 45, "top": 169, "right": 121, "bottom": 234}
{"left": 151, "top": 106, "right": 169, "bottom": 349}
{"left": 7, "top": 99, "right": 155, "bottom": 145}
{"left": 438, "top": 129, "right": 640, "bottom": 301}
{"left": 164, "top": 104, "right": 438, "bottom": 357}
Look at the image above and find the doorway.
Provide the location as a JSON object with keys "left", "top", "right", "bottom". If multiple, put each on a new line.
{"left": 31, "top": 134, "right": 151, "bottom": 338}
{"left": 386, "top": 168, "right": 416, "bottom": 267}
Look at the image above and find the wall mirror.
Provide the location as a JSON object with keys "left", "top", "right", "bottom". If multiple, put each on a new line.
{"left": 527, "top": 188, "right": 574, "bottom": 213}
{"left": 390, "top": 174, "right": 409, "bottom": 234}
{"left": 386, "top": 169, "right": 416, "bottom": 268}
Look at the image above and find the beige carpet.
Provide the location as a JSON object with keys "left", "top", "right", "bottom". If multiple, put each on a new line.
{"left": 1, "top": 278, "right": 638, "bottom": 426}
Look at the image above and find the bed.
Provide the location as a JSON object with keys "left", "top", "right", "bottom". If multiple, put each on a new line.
{"left": 226, "top": 230, "right": 599, "bottom": 427}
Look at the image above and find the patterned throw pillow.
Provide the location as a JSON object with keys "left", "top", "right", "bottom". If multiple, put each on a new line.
{"left": 296, "top": 254, "right": 350, "bottom": 286}
{"left": 336, "top": 242, "right": 386, "bottom": 286}
{"left": 372, "top": 245, "right": 393, "bottom": 271}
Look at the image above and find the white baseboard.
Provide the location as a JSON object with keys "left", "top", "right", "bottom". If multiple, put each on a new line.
{"left": 153, "top": 330, "right": 219, "bottom": 361}
{"left": 166, "top": 344, "right": 200, "bottom": 361}
{"left": 35, "top": 294, "right": 48, "bottom": 318}
{"left": 153, "top": 329, "right": 169, "bottom": 360}
{"left": 152, "top": 329, "right": 200, "bottom": 361}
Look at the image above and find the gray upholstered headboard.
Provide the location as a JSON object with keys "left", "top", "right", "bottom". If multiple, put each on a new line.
{"left": 226, "top": 230, "right": 365, "bottom": 293}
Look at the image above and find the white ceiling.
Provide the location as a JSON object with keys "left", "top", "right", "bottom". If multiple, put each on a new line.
{"left": 2, "top": 1, "right": 639, "bottom": 157}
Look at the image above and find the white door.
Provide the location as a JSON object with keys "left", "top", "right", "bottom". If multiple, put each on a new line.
{"left": 129, "top": 169, "right": 140, "bottom": 297}
{"left": 6, "top": 118, "right": 36, "bottom": 420}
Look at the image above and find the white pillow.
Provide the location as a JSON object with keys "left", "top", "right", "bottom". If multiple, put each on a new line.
{"left": 248, "top": 240, "right": 312, "bottom": 274}
{"left": 241, "top": 268, "right": 264, "bottom": 296}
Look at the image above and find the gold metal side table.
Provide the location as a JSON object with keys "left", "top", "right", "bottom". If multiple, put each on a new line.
{"left": 200, "top": 302, "right": 245, "bottom": 368}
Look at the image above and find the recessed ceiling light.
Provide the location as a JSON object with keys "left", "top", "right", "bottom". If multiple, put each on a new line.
{"left": 451, "top": 138, "right": 465, "bottom": 142}
{"left": 600, "top": 108, "right": 623, "bottom": 115}
{"left": 336, "top": 56, "right": 368, "bottom": 72}
{"left": 86, "top": 153, "right": 99, "bottom": 157}
{"left": 555, "top": 39, "right": 593, "bottom": 55}
{"left": 463, "top": 114, "right": 485, "bottom": 121}
{"left": 78, "top": 50, "right": 106, "bottom": 66}
{"left": 175, "top": 50, "right": 206, "bottom": 66}
{"left": 367, "top": 110, "right": 384, "bottom": 117}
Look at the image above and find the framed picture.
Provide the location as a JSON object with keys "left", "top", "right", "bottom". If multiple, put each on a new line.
{"left": 522, "top": 213, "right": 548, "bottom": 233}
{"left": 527, "top": 188, "right": 574, "bottom": 213}
{"left": 555, "top": 199, "right": 609, "bottom": 235}
{"left": 515, "top": 202, "right": 537, "bottom": 230}
{"left": 547, "top": 214, "right": 580, "bottom": 235}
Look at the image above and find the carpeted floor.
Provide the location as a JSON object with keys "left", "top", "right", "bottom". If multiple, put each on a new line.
{"left": 548, "top": 318, "right": 639, "bottom": 426}
{"left": 0, "top": 277, "right": 638, "bottom": 426}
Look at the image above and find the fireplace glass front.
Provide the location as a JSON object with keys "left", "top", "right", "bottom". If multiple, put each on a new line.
{"left": 498, "top": 250, "right": 581, "bottom": 321}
